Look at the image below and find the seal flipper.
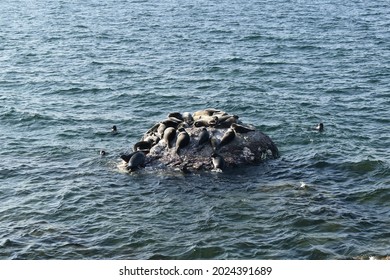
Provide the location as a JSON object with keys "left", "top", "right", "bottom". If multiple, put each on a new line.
{"left": 120, "top": 151, "right": 138, "bottom": 163}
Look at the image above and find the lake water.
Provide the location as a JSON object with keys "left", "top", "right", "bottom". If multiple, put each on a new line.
{"left": 0, "top": 0, "right": 389, "bottom": 259}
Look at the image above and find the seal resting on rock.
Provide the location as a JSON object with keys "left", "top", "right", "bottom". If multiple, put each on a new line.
{"left": 120, "top": 109, "right": 279, "bottom": 173}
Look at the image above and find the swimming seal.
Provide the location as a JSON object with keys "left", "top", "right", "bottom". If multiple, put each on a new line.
{"left": 127, "top": 151, "right": 146, "bottom": 171}
{"left": 218, "top": 128, "right": 236, "bottom": 149}
{"left": 177, "top": 122, "right": 190, "bottom": 129}
{"left": 175, "top": 127, "right": 190, "bottom": 154}
{"left": 111, "top": 125, "right": 118, "bottom": 134}
{"left": 316, "top": 123, "right": 324, "bottom": 132}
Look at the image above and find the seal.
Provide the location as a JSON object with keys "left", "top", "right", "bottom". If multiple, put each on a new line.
{"left": 316, "top": 123, "right": 324, "bottom": 132}
{"left": 309, "top": 123, "right": 324, "bottom": 132}
{"left": 218, "top": 128, "right": 236, "bottom": 149}
{"left": 194, "top": 115, "right": 219, "bottom": 127}
{"left": 208, "top": 116, "right": 219, "bottom": 127}
{"left": 145, "top": 123, "right": 160, "bottom": 135}
{"left": 127, "top": 151, "right": 146, "bottom": 171}
{"left": 211, "top": 153, "right": 225, "bottom": 171}
{"left": 133, "top": 141, "right": 152, "bottom": 152}
{"left": 167, "top": 112, "right": 183, "bottom": 121}
{"left": 111, "top": 125, "right": 118, "bottom": 134}
{"left": 157, "top": 123, "right": 167, "bottom": 138}
{"left": 210, "top": 136, "right": 219, "bottom": 152}
{"left": 143, "top": 134, "right": 160, "bottom": 146}
{"left": 216, "top": 115, "right": 239, "bottom": 128}
{"left": 177, "top": 122, "right": 190, "bottom": 129}
{"left": 197, "top": 127, "right": 210, "bottom": 146}
{"left": 193, "top": 108, "right": 224, "bottom": 120}
{"left": 120, "top": 151, "right": 138, "bottom": 163}
{"left": 162, "top": 118, "right": 182, "bottom": 128}
{"left": 163, "top": 127, "right": 176, "bottom": 148}
{"left": 194, "top": 119, "right": 209, "bottom": 127}
{"left": 231, "top": 123, "right": 255, "bottom": 133}
{"left": 182, "top": 112, "right": 194, "bottom": 125}
{"left": 175, "top": 127, "right": 190, "bottom": 154}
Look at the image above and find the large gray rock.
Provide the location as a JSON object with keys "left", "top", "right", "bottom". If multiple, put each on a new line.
{"left": 122, "top": 109, "right": 279, "bottom": 172}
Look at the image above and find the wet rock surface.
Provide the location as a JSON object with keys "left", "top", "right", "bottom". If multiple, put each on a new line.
{"left": 121, "top": 109, "right": 279, "bottom": 172}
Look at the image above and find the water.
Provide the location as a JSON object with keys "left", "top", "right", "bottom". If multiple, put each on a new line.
{"left": 1, "top": 0, "right": 389, "bottom": 260}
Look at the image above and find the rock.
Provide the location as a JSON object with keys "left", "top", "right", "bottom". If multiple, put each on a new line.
{"left": 121, "top": 109, "right": 279, "bottom": 172}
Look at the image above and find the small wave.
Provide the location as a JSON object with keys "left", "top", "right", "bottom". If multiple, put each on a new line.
{"left": 339, "top": 159, "right": 387, "bottom": 175}
{"left": 239, "top": 34, "right": 262, "bottom": 41}
{"left": 1, "top": 107, "right": 54, "bottom": 126}
{"left": 46, "top": 87, "right": 113, "bottom": 96}
{"left": 353, "top": 255, "right": 390, "bottom": 260}
{"left": 177, "top": 245, "right": 226, "bottom": 259}
{"left": 345, "top": 187, "right": 390, "bottom": 205}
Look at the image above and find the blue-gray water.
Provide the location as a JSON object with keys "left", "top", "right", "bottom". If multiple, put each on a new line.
{"left": 1, "top": 0, "right": 389, "bottom": 260}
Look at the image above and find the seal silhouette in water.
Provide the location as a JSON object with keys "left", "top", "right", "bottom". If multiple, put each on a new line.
{"left": 316, "top": 123, "right": 324, "bottom": 132}
{"left": 309, "top": 123, "right": 324, "bottom": 132}
{"left": 111, "top": 125, "right": 118, "bottom": 134}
